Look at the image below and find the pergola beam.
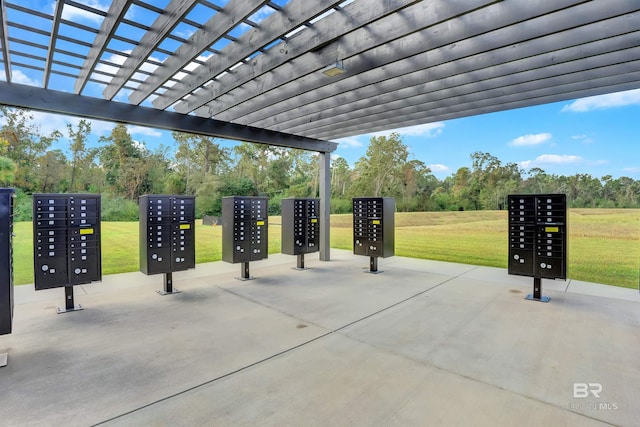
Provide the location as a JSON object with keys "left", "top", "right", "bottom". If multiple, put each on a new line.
{"left": 74, "top": 0, "right": 133, "bottom": 95}
{"left": 0, "top": 82, "right": 336, "bottom": 153}
{"left": 0, "top": 0, "right": 11, "bottom": 82}
{"left": 216, "top": 0, "right": 631, "bottom": 126}
{"left": 286, "top": 42, "right": 640, "bottom": 137}
{"left": 173, "top": 0, "right": 454, "bottom": 116}
{"left": 312, "top": 72, "right": 640, "bottom": 140}
{"left": 102, "top": 0, "right": 200, "bottom": 101}
{"left": 152, "top": 0, "right": 347, "bottom": 110}
{"left": 128, "top": 0, "right": 272, "bottom": 105}
{"left": 42, "top": 0, "right": 64, "bottom": 89}
{"left": 247, "top": 16, "right": 640, "bottom": 131}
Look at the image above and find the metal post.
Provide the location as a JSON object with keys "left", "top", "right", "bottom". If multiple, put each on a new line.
{"left": 65, "top": 286, "right": 74, "bottom": 311}
{"left": 57, "top": 286, "right": 83, "bottom": 313}
{"left": 297, "top": 253, "right": 305, "bottom": 269}
{"left": 239, "top": 261, "right": 251, "bottom": 280}
{"left": 370, "top": 256, "right": 378, "bottom": 273}
{"left": 165, "top": 272, "right": 173, "bottom": 293}
{"left": 525, "top": 277, "right": 550, "bottom": 302}
{"left": 319, "top": 152, "right": 331, "bottom": 261}
{"left": 157, "top": 272, "right": 180, "bottom": 295}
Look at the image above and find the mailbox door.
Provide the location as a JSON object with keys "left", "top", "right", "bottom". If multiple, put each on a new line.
{"left": 353, "top": 198, "right": 367, "bottom": 256}
{"left": 171, "top": 196, "right": 195, "bottom": 271}
{"left": 250, "top": 198, "right": 268, "bottom": 261}
{"left": 508, "top": 195, "right": 536, "bottom": 276}
{"left": 68, "top": 195, "right": 101, "bottom": 285}
{"left": 33, "top": 195, "right": 69, "bottom": 290}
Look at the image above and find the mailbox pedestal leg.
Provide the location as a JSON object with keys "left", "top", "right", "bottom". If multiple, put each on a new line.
{"left": 365, "top": 256, "right": 383, "bottom": 274}
{"left": 237, "top": 262, "right": 254, "bottom": 281}
{"left": 525, "top": 277, "right": 550, "bottom": 302}
{"left": 0, "top": 351, "right": 7, "bottom": 367}
{"left": 57, "top": 286, "right": 83, "bottom": 313}
{"left": 157, "top": 272, "right": 181, "bottom": 295}
{"left": 295, "top": 254, "right": 306, "bottom": 270}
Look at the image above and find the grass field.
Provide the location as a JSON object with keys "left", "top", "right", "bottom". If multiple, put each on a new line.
{"left": 12, "top": 209, "right": 640, "bottom": 288}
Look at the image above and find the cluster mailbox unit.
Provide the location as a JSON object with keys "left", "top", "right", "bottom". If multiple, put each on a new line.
{"left": 222, "top": 196, "right": 269, "bottom": 280}
{"left": 1, "top": 189, "right": 15, "bottom": 366}
{"left": 508, "top": 194, "right": 567, "bottom": 302}
{"left": 139, "top": 195, "right": 196, "bottom": 295}
{"left": 281, "top": 198, "right": 320, "bottom": 269}
{"left": 353, "top": 197, "right": 395, "bottom": 273}
{"left": 33, "top": 194, "right": 102, "bottom": 313}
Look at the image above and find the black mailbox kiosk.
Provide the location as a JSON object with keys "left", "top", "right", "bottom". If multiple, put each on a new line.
{"left": 33, "top": 193, "right": 102, "bottom": 313}
{"left": 139, "top": 195, "right": 195, "bottom": 295}
{"left": 353, "top": 197, "right": 395, "bottom": 273}
{"left": 508, "top": 193, "right": 567, "bottom": 302}
{"left": 222, "top": 196, "right": 269, "bottom": 280}
{"left": 281, "top": 198, "right": 319, "bottom": 269}
{"left": 1, "top": 189, "right": 15, "bottom": 366}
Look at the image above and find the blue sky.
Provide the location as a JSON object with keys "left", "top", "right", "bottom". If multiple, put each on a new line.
{"left": 332, "top": 89, "right": 640, "bottom": 180}
{"left": 2, "top": 0, "right": 639, "bottom": 181}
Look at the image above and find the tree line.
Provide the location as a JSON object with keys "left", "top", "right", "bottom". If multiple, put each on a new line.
{"left": 1, "top": 107, "right": 638, "bottom": 221}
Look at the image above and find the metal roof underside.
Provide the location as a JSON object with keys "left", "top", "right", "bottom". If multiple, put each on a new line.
{"left": 0, "top": 0, "right": 639, "bottom": 151}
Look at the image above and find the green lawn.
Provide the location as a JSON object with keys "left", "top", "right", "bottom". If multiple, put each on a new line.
{"left": 12, "top": 209, "right": 640, "bottom": 288}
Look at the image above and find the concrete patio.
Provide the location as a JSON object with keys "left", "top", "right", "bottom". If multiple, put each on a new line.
{"left": 1, "top": 249, "right": 638, "bottom": 426}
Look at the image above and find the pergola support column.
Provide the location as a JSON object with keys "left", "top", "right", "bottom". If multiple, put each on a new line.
{"left": 319, "top": 152, "right": 331, "bottom": 261}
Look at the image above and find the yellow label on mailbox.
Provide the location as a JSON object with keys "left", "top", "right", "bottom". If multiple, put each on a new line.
{"left": 180, "top": 224, "right": 191, "bottom": 230}
{"left": 545, "top": 226, "right": 559, "bottom": 233}
{"left": 257, "top": 220, "right": 265, "bottom": 226}
{"left": 79, "top": 228, "right": 94, "bottom": 235}
{"left": 311, "top": 218, "right": 318, "bottom": 223}
{"left": 372, "top": 220, "right": 381, "bottom": 225}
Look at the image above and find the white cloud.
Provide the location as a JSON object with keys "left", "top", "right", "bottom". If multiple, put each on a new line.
{"left": 428, "top": 164, "right": 450, "bottom": 173}
{"left": 2, "top": 69, "right": 39, "bottom": 86}
{"left": 510, "top": 133, "right": 552, "bottom": 147}
{"left": 128, "top": 125, "right": 163, "bottom": 137}
{"left": 561, "top": 88, "right": 640, "bottom": 112}
{"left": 519, "top": 154, "right": 583, "bottom": 169}
{"left": 623, "top": 167, "right": 640, "bottom": 174}
{"left": 571, "top": 134, "right": 594, "bottom": 144}
{"left": 368, "top": 122, "right": 445, "bottom": 138}
{"left": 60, "top": 1, "right": 108, "bottom": 25}
{"left": 22, "top": 111, "right": 114, "bottom": 138}
{"left": 334, "top": 136, "right": 363, "bottom": 148}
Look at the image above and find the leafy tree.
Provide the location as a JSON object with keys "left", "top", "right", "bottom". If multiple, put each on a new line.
{"left": 35, "top": 150, "right": 68, "bottom": 192}
{"left": 0, "top": 107, "right": 61, "bottom": 191}
{"left": 351, "top": 132, "right": 409, "bottom": 197}
{"left": 0, "top": 156, "right": 17, "bottom": 185}
{"left": 67, "top": 120, "right": 95, "bottom": 191}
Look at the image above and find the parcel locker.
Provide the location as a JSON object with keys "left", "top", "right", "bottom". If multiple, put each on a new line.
{"left": 33, "top": 194, "right": 102, "bottom": 291}
{"left": 139, "top": 195, "right": 195, "bottom": 275}
{"left": 1, "top": 188, "right": 15, "bottom": 335}
{"left": 222, "top": 196, "right": 268, "bottom": 264}
{"left": 352, "top": 197, "right": 395, "bottom": 258}
{"left": 281, "top": 198, "right": 320, "bottom": 255}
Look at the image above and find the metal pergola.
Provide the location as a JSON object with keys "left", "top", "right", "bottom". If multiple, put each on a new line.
{"left": 1, "top": 0, "right": 639, "bottom": 260}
